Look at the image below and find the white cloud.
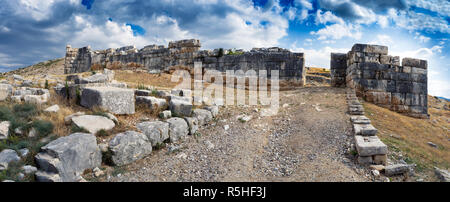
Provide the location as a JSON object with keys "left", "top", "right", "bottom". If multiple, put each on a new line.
{"left": 310, "top": 23, "right": 362, "bottom": 40}
{"left": 414, "top": 32, "right": 431, "bottom": 43}
{"left": 368, "top": 35, "right": 394, "bottom": 46}
{"left": 315, "top": 10, "right": 344, "bottom": 24}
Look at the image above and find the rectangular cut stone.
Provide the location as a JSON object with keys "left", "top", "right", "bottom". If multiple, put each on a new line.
{"left": 357, "top": 156, "right": 373, "bottom": 165}
{"left": 353, "top": 123, "right": 378, "bottom": 136}
{"left": 136, "top": 96, "right": 167, "bottom": 109}
{"left": 373, "top": 154, "right": 387, "bottom": 165}
{"left": 402, "top": 58, "right": 427, "bottom": 69}
{"left": 350, "top": 116, "right": 371, "bottom": 124}
{"left": 0, "top": 84, "right": 12, "bottom": 101}
{"left": 351, "top": 44, "right": 388, "bottom": 55}
{"left": 81, "top": 87, "right": 135, "bottom": 115}
{"left": 355, "top": 135, "right": 387, "bottom": 156}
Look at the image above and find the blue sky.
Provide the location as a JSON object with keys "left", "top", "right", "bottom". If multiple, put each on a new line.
{"left": 0, "top": 0, "right": 448, "bottom": 97}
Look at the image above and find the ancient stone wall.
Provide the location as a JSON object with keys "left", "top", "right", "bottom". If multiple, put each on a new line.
{"left": 332, "top": 44, "right": 428, "bottom": 118}
{"left": 64, "top": 39, "right": 305, "bottom": 83}
{"left": 330, "top": 53, "right": 347, "bottom": 87}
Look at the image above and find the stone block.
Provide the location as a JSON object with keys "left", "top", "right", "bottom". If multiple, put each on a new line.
{"left": 355, "top": 135, "right": 387, "bottom": 156}
{"left": 353, "top": 123, "right": 378, "bottom": 136}
{"left": 402, "top": 58, "right": 427, "bottom": 69}
{"left": 108, "top": 131, "right": 152, "bottom": 166}
{"left": 373, "top": 154, "right": 387, "bottom": 165}
{"left": 350, "top": 116, "right": 371, "bottom": 124}
{"left": 136, "top": 121, "right": 169, "bottom": 147}
{"left": 136, "top": 96, "right": 167, "bottom": 109}
{"left": 80, "top": 87, "right": 135, "bottom": 115}
{"left": 169, "top": 99, "right": 192, "bottom": 117}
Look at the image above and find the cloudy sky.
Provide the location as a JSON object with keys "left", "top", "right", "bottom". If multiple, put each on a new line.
{"left": 0, "top": 0, "right": 449, "bottom": 97}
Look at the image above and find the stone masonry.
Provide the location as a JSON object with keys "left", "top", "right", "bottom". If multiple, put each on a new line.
{"left": 65, "top": 39, "right": 306, "bottom": 84}
{"left": 331, "top": 44, "right": 428, "bottom": 118}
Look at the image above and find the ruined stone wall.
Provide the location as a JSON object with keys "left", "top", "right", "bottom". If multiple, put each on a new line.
{"left": 64, "top": 39, "right": 305, "bottom": 83}
{"left": 330, "top": 53, "right": 347, "bottom": 87}
{"left": 336, "top": 44, "right": 428, "bottom": 118}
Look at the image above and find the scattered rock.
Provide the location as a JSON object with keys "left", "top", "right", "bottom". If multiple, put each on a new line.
{"left": 371, "top": 169, "right": 380, "bottom": 177}
{"left": 98, "top": 143, "right": 109, "bottom": 153}
{"left": 427, "top": 142, "right": 438, "bottom": 148}
{"left": 44, "top": 104, "right": 60, "bottom": 113}
{"left": 224, "top": 125, "right": 230, "bottom": 131}
{"left": 237, "top": 114, "right": 252, "bottom": 122}
{"left": 109, "top": 131, "right": 152, "bottom": 166}
{"left": 167, "top": 118, "right": 189, "bottom": 143}
{"left": 384, "top": 164, "right": 411, "bottom": 176}
{"left": 28, "top": 128, "right": 37, "bottom": 138}
{"left": 136, "top": 121, "right": 169, "bottom": 147}
{"left": 204, "top": 140, "right": 215, "bottom": 150}
{"left": 193, "top": 109, "right": 213, "bottom": 126}
{"left": 72, "top": 115, "right": 115, "bottom": 134}
{"left": 93, "top": 167, "right": 104, "bottom": 177}
{"left": 0, "top": 84, "right": 12, "bottom": 101}
{"left": 369, "top": 165, "right": 385, "bottom": 171}
{"left": 434, "top": 167, "right": 450, "bottom": 182}
{"left": 105, "top": 112, "right": 118, "bottom": 123}
{"left": 183, "top": 117, "right": 199, "bottom": 135}
{"left": 0, "top": 149, "right": 20, "bottom": 170}
{"left": 22, "top": 165, "right": 38, "bottom": 174}
{"left": 35, "top": 133, "right": 102, "bottom": 182}
{"left": 159, "top": 110, "right": 172, "bottom": 119}
{"left": 18, "top": 148, "right": 29, "bottom": 157}
{"left": 0, "top": 121, "right": 10, "bottom": 140}
{"left": 169, "top": 99, "right": 192, "bottom": 117}
{"left": 136, "top": 96, "right": 167, "bottom": 109}
{"left": 204, "top": 106, "right": 219, "bottom": 117}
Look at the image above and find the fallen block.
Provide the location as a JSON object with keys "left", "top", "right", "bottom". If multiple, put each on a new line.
{"left": 353, "top": 123, "right": 378, "bottom": 136}
{"left": 80, "top": 87, "right": 135, "bottom": 115}
{"left": 355, "top": 135, "right": 387, "bottom": 156}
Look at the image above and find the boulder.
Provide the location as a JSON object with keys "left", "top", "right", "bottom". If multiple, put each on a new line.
{"left": 136, "top": 96, "right": 167, "bottom": 109}
{"left": 0, "top": 149, "right": 20, "bottom": 170}
{"left": 35, "top": 133, "right": 102, "bottom": 182}
{"left": 71, "top": 115, "right": 115, "bottom": 134}
{"left": 18, "top": 148, "right": 29, "bottom": 157}
{"left": 80, "top": 87, "right": 135, "bottom": 115}
{"left": 64, "top": 112, "right": 85, "bottom": 125}
{"left": 136, "top": 121, "right": 169, "bottom": 147}
{"left": 354, "top": 135, "right": 388, "bottom": 156}
{"left": 384, "top": 164, "right": 411, "bottom": 176}
{"left": 169, "top": 99, "right": 192, "bottom": 117}
{"left": 167, "top": 117, "right": 189, "bottom": 143}
{"left": 12, "top": 74, "right": 23, "bottom": 81}
{"left": 184, "top": 117, "right": 198, "bottom": 135}
{"left": 24, "top": 94, "right": 48, "bottom": 105}
{"left": 192, "top": 109, "right": 213, "bottom": 126}
{"left": 44, "top": 104, "right": 60, "bottom": 113}
{"left": 108, "top": 131, "right": 153, "bottom": 166}
{"left": 0, "top": 121, "right": 10, "bottom": 140}
{"left": 22, "top": 165, "right": 38, "bottom": 174}
{"left": 0, "top": 84, "right": 12, "bottom": 101}
{"left": 434, "top": 167, "right": 450, "bottom": 182}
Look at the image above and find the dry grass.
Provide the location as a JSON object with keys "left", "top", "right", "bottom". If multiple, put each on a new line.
{"left": 307, "top": 67, "right": 330, "bottom": 73}
{"left": 364, "top": 101, "right": 449, "bottom": 173}
{"left": 114, "top": 70, "right": 181, "bottom": 90}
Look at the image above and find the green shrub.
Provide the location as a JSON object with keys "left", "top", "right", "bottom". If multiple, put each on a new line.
{"left": 96, "top": 129, "right": 109, "bottom": 137}
{"left": 31, "top": 120, "right": 54, "bottom": 138}
{"left": 13, "top": 103, "right": 37, "bottom": 120}
{"left": 75, "top": 87, "right": 81, "bottom": 105}
{"left": 71, "top": 125, "right": 89, "bottom": 133}
{"left": 91, "top": 71, "right": 96, "bottom": 75}
{"left": 45, "top": 80, "right": 49, "bottom": 89}
{"left": 65, "top": 81, "right": 70, "bottom": 100}
{"left": 218, "top": 48, "right": 224, "bottom": 57}
{"left": 0, "top": 106, "right": 13, "bottom": 121}
{"left": 137, "top": 83, "right": 149, "bottom": 90}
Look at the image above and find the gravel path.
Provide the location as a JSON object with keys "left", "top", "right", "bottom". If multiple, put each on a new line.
{"left": 104, "top": 87, "right": 370, "bottom": 182}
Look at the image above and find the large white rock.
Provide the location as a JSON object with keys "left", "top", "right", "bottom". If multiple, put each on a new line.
{"left": 81, "top": 87, "right": 135, "bottom": 115}
{"left": 166, "top": 117, "right": 189, "bottom": 143}
{"left": 44, "top": 104, "right": 60, "bottom": 113}
{"left": 24, "top": 94, "right": 48, "bottom": 105}
{"left": 136, "top": 121, "right": 169, "bottom": 147}
{"left": 0, "top": 121, "right": 10, "bottom": 140}
{"left": 0, "top": 84, "right": 12, "bottom": 101}
{"left": 35, "top": 133, "right": 102, "bottom": 182}
{"left": 355, "top": 135, "right": 388, "bottom": 156}
{"left": 71, "top": 115, "right": 115, "bottom": 134}
{"left": 108, "top": 131, "right": 153, "bottom": 166}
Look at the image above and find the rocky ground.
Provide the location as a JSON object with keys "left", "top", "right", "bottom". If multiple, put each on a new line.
{"left": 102, "top": 87, "right": 371, "bottom": 182}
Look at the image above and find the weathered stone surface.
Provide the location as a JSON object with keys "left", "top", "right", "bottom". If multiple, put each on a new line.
{"left": 136, "top": 121, "right": 169, "bottom": 147}
{"left": 108, "top": 131, "right": 152, "bottom": 166}
{"left": 34, "top": 133, "right": 101, "bottom": 182}
{"left": 44, "top": 104, "right": 60, "bottom": 113}
{"left": 350, "top": 115, "right": 371, "bottom": 124}
{"left": 166, "top": 117, "right": 189, "bottom": 143}
{"left": 192, "top": 109, "right": 213, "bottom": 126}
{"left": 24, "top": 94, "right": 48, "bottom": 105}
{"left": 136, "top": 96, "right": 167, "bottom": 109}
{"left": 13, "top": 74, "right": 23, "bottom": 81}
{"left": 184, "top": 117, "right": 198, "bottom": 135}
{"left": 64, "top": 112, "right": 85, "bottom": 125}
{"left": 105, "top": 112, "right": 118, "bottom": 123}
{"left": 0, "top": 84, "right": 12, "bottom": 101}
{"left": 135, "top": 89, "right": 152, "bottom": 96}
{"left": 434, "top": 167, "right": 450, "bottom": 182}
{"left": 169, "top": 99, "right": 192, "bottom": 117}
{"left": 0, "top": 121, "right": 10, "bottom": 140}
{"left": 204, "top": 105, "right": 219, "bottom": 118}
{"left": 355, "top": 135, "right": 387, "bottom": 156}
{"left": 353, "top": 123, "right": 378, "bottom": 136}
{"left": 18, "top": 148, "right": 29, "bottom": 157}
{"left": 22, "top": 165, "right": 38, "bottom": 174}
{"left": 77, "top": 73, "right": 108, "bottom": 84}
{"left": 159, "top": 110, "right": 172, "bottom": 119}
{"left": 402, "top": 58, "right": 427, "bottom": 69}
{"left": 357, "top": 156, "right": 372, "bottom": 165}
{"left": 0, "top": 149, "right": 20, "bottom": 170}
{"left": 72, "top": 115, "right": 115, "bottom": 134}
{"left": 81, "top": 87, "right": 135, "bottom": 115}
{"left": 384, "top": 164, "right": 411, "bottom": 176}
{"left": 373, "top": 154, "right": 387, "bottom": 165}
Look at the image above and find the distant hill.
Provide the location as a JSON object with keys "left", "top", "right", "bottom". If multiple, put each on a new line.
{"left": 436, "top": 96, "right": 450, "bottom": 102}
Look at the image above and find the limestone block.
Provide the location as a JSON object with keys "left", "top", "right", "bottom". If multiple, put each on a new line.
{"left": 402, "top": 58, "right": 427, "bottom": 69}
{"left": 136, "top": 121, "right": 169, "bottom": 147}
{"left": 355, "top": 135, "right": 387, "bottom": 156}
{"left": 80, "top": 87, "right": 135, "bottom": 115}
{"left": 353, "top": 123, "right": 378, "bottom": 136}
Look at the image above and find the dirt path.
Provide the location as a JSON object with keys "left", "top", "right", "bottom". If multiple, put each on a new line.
{"left": 105, "top": 87, "right": 370, "bottom": 182}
